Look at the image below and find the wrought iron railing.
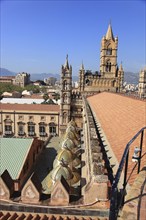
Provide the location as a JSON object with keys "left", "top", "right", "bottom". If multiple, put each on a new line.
{"left": 4, "top": 130, "right": 13, "bottom": 135}
{"left": 109, "top": 126, "right": 146, "bottom": 220}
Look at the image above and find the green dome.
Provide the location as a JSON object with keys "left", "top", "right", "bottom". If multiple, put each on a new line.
{"left": 61, "top": 138, "right": 75, "bottom": 150}
{"left": 68, "top": 120, "right": 77, "bottom": 127}
{"left": 68, "top": 171, "right": 81, "bottom": 186}
{"left": 66, "top": 125, "right": 80, "bottom": 140}
{"left": 42, "top": 172, "right": 53, "bottom": 194}
{"left": 53, "top": 148, "right": 73, "bottom": 168}
{"left": 51, "top": 163, "right": 73, "bottom": 182}
{"left": 72, "top": 157, "right": 81, "bottom": 167}
{"left": 64, "top": 130, "right": 76, "bottom": 141}
{"left": 53, "top": 148, "right": 81, "bottom": 168}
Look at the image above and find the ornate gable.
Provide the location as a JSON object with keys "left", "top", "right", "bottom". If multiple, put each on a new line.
{"left": 0, "top": 170, "right": 14, "bottom": 200}
{"left": 50, "top": 176, "right": 69, "bottom": 205}
{"left": 21, "top": 173, "right": 41, "bottom": 204}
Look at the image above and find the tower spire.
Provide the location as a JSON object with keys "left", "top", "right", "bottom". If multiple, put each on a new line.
{"left": 80, "top": 61, "right": 84, "bottom": 70}
{"left": 106, "top": 23, "right": 114, "bottom": 40}
{"left": 64, "top": 54, "right": 69, "bottom": 69}
{"left": 119, "top": 61, "right": 123, "bottom": 71}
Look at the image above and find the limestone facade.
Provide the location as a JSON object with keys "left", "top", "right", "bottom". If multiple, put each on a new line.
{"left": 13, "top": 72, "right": 30, "bottom": 87}
{"left": 0, "top": 104, "right": 60, "bottom": 139}
{"left": 79, "top": 24, "right": 124, "bottom": 93}
{"left": 60, "top": 55, "right": 72, "bottom": 135}
{"left": 138, "top": 68, "right": 146, "bottom": 98}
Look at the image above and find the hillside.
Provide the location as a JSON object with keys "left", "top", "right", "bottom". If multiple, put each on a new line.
{"left": 0, "top": 68, "right": 16, "bottom": 76}
{"left": 0, "top": 67, "right": 139, "bottom": 84}
{"left": 124, "top": 72, "right": 139, "bottom": 84}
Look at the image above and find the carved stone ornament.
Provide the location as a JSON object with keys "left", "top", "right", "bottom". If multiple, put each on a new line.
{"left": 25, "top": 185, "right": 35, "bottom": 199}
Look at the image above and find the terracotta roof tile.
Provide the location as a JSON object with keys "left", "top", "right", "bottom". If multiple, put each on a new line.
{"left": 88, "top": 92, "right": 146, "bottom": 184}
{"left": 0, "top": 103, "right": 60, "bottom": 112}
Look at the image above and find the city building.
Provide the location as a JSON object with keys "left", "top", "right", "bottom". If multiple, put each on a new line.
{"left": 0, "top": 23, "right": 145, "bottom": 220}
{"left": 138, "top": 67, "right": 146, "bottom": 98}
{"left": 44, "top": 77, "right": 57, "bottom": 86}
{"left": 13, "top": 72, "right": 30, "bottom": 87}
{"left": 0, "top": 72, "right": 30, "bottom": 87}
{"left": 79, "top": 24, "right": 124, "bottom": 93}
{"left": 0, "top": 76, "right": 15, "bottom": 84}
{"left": 0, "top": 103, "right": 60, "bottom": 138}
{"left": 0, "top": 137, "right": 44, "bottom": 200}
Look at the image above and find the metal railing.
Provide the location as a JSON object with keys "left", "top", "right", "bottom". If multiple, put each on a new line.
{"left": 4, "top": 130, "right": 13, "bottom": 135}
{"left": 109, "top": 126, "right": 146, "bottom": 220}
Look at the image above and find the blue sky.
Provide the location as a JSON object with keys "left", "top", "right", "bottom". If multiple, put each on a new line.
{"left": 1, "top": 0, "right": 146, "bottom": 75}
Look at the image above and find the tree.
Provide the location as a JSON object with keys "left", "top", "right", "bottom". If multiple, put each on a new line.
{"left": 24, "top": 85, "right": 40, "bottom": 93}
{"left": 0, "top": 83, "right": 23, "bottom": 95}
{"left": 43, "top": 93, "right": 49, "bottom": 102}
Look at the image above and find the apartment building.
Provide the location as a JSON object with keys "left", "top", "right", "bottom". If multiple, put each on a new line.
{"left": 0, "top": 103, "right": 60, "bottom": 139}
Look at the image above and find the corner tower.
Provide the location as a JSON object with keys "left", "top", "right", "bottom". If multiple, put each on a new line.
{"left": 79, "top": 62, "right": 85, "bottom": 92}
{"left": 60, "top": 55, "right": 72, "bottom": 135}
{"left": 100, "top": 23, "right": 118, "bottom": 78}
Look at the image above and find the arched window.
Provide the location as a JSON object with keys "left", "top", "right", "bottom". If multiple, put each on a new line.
{"left": 4, "top": 118, "right": 13, "bottom": 136}
{"left": 18, "top": 122, "right": 25, "bottom": 136}
{"left": 39, "top": 122, "right": 46, "bottom": 136}
{"left": 106, "top": 61, "right": 111, "bottom": 72}
{"left": 63, "top": 80, "right": 67, "bottom": 90}
{"left": 63, "top": 93, "right": 67, "bottom": 103}
{"left": 49, "top": 122, "right": 57, "bottom": 135}
{"left": 106, "top": 48, "right": 112, "bottom": 55}
{"left": 28, "top": 122, "right": 35, "bottom": 136}
{"left": 63, "top": 112, "right": 67, "bottom": 124}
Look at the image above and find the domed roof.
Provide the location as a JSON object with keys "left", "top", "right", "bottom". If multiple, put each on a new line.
{"left": 51, "top": 163, "right": 73, "bottom": 182}
{"left": 72, "top": 157, "right": 81, "bottom": 168}
{"left": 64, "top": 131, "right": 77, "bottom": 141}
{"left": 68, "top": 120, "right": 77, "bottom": 127}
{"left": 42, "top": 172, "right": 53, "bottom": 194}
{"left": 68, "top": 171, "right": 81, "bottom": 186}
{"left": 61, "top": 138, "right": 75, "bottom": 151}
{"left": 53, "top": 148, "right": 74, "bottom": 168}
{"left": 66, "top": 124, "right": 77, "bottom": 133}
{"left": 53, "top": 148, "right": 81, "bottom": 168}
{"left": 66, "top": 125, "right": 80, "bottom": 139}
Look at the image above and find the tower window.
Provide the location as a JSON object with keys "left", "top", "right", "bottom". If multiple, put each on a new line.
{"left": 63, "top": 93, "right": 67, "bottom": 103}
{"left": 63, "top": 80, "right": 67, "bottom": 90}
{"left": 63, "top": 112, "right": 67, "bottom": 124}
{"left": 106, "top": 62, "right": 111, "bottom": 72}
{"left": 106, "top": 48, "right": 112, "bottom": 55}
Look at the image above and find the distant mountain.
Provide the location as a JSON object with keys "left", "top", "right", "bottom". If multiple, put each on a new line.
{"left": 0, "top": 68, "right": 16, "bottom": 76}
{"left": 30, "top": 73, "right": 60, "bottom": 81}
{"left": 0, "top": 67, "right": 139, "bottom": 84}
{"left": 124, "top": 72, "right": 139, "bottom": 85}
{"left": 30, "top": 73, "right": 79, "bottom": 82}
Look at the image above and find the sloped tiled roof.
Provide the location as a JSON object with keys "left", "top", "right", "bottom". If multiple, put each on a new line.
{"left": 0, "top": 103, "right": 60, "bottom": 112}
{"left": 0, "top": 138, "right": 34, "bottom": 179}
{"left": 88, "top": 92, "right": 146, "bottom": 183}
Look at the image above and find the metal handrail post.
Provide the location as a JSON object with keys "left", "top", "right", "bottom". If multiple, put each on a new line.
{"left": 122, "top": 150, "right": 129, "bottom": 206}
{"left": 109, "top": 126, "right": 146, "bottom": 219}
{"left": 109, "top": 181, "right": 118, "bottom": 220}
{"left": 138, "top": 130, "right": 144, "bottom": 174}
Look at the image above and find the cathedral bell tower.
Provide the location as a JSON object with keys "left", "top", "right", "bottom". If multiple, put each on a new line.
{"left": 60, "top": 55, "right": 72, "bottom": 135}
{"left": 79, "top": 62, "right": 85, "bottom": 92}
{"left": 118, "top": 63, "right": 124, "bottom": 92}
{"left": 100, "top": 23, "right": 118, "bottom": 78}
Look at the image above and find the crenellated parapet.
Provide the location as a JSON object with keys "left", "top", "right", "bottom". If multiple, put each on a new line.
{"left": 82, "top": 97, "right": 109, "bottom": 203}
